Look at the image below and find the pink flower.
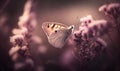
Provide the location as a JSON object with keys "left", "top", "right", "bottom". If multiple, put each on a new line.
{"left": 99, "top": 3, "right": 120, "bottom": 18}
{"left": 10, "top": 35, "right": 26, "bottom": 46}
{"left": 9, "top": 0, "right": 45, "bottom": 70}
{"left": 99, "top": 4, "right": 108, "bottom": 15}
{"left": 12, "top": 27, "right": 28, "bottom": 35}
{"left": 38, "top": 46, "right": 47, "bottom": 54}
{"left": 88, "top": 20, "right": 111, "bottom": 36}
{"left": 79, "top": 16, "right": 111, "bottom": 39}
{"left": 14, "top": 62, "right": 26, "bottom": 70}
{"left": 96, "top": 37, "right": 107, "bottom": 47}
{"left": 60, "top": 49, "right": 74, "bottom": 65}
{"left": 80, "top": 15, "right": 93, "bottom": 27}
{"left": 11, "top": 53, "right": 20, "bottom": 61}
{"left": 18, "top": 0, "right": 32, "bottom": 28}
{"left": 9, "top": 46, "right": 20, "bottom": 56}
{"left": 21, "top": 46, "right": 28, "bottom": 51}
{"left": 73, "top": 15, "right": 108, "bottom": 62}
{"left": 25, "top": 58, "right": 34, "bottom": 67}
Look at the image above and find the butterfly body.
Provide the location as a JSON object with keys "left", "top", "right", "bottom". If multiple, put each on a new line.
{"left": 42, "top": 22, "right": 74, "bottom": 48}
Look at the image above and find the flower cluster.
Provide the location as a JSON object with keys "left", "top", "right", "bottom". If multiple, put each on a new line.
{"left": 79, "top": 15, "right": 111, "bottom": 40}
{"left": 99, "top": 3, "right": 120, "bottom": 34}
{"left": 73, "top": 15, "right": 108, "bottom": 62}
{"left": 9, "top": 0, "right": 45, "bottom": 70}
{"left": 99, "top": 3, "right": 120, "bottom": 19}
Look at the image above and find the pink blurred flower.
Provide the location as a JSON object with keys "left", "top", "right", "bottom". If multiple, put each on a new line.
{"left": 31, "top": 35, "right": 42, "bottom": 44}
{"left": 79, "top": 15, "right": 111, "bottom": 39}
{"left": 14, "top": 62, "right": 26, "bottom": 70}
{"left": 12, "top": 27, "right": 28, "bottom": 35}
{"left": 80, "top": 15, "right": 93, "bottom": 27}
{"left": 10, "top": 35, "right": 26, "bottom": 46}
{"left": 99, "top": 3, "right": 120, "bottom": 18}
{"left": 38, "top": 46, "right": 47, "bottom": 54}
{"left": 36, "top": 66, "right": 44, "bottom": 71}
{"left": 96, "top": 37, "right": 107, "bottom": 47}
{"left": 99, "top": 4, "right": 108, "bottom": 15}
{"left": 88, "top": 19, "right": 111, "bottom": 37}
{"left": 9, "top": 0, "right": 45, "bottom": 70}
{"left": 72, "top": 15, "right": 108, "bottom": 62}
{"left": 18, "top": 13, "right": 37, "bottom": 32}
{"left": 9, "top": 46, "right": 20, "bottom": 56}
{"left": 60, "top": 49, "right": 74, "bottom": 65}
{"left": 11, "top": 53, "right": 20, "bottom": 61}
{"left": 21, "top": 46, "right": 28, "bottom": 51}
{"left": 25, "top": 58, "right": 34, "bottom": 67}
{"left": 99, "top": 3, "right": 120, "bottom": 34}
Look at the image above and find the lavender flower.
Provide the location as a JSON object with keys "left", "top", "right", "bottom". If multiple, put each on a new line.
{"left": 99, "top": 3, "right": 120, "bottom": 19}
{"left": 88, "top": 20, "right": 111, "bottom": 37}
{"left": 12, "top": 27, "right": 28, "bottom": 35}
{"left": 9, "top": 0, "right": 32, "bottom": 59}
{"left": 73, "top": 31, "right": 106, "bottom": 63}
{"left": 80, "top": 15, "right": 93, "bottom": 27}
{"left": 72, "top": 15, "right": 108, "bottom": 63}
{"left": 9, "top": 0, "right": 44, "bottom": 70}
{"left": 99, "top": 3, "right": 120, "bottom": 34}
{"left": 79, "top": 15, "right": 111, "bottom": 40}
{"left": 10, "top": 35, "right": 26, "bottom": 47}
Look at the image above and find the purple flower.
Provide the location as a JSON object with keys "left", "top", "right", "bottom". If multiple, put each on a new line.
{"left": 9, "top": 46, "right": 20, "bottom": 56}
{"left": 99, "top": 3, "right": 120, "bottom": 19}
{"left": 72, "top": 15, "right": 108, "bottom": 63}
{"left": 12, "top": 27, "right": 28, "bottom": 35}
{"left": 10, "top": 35, "right": 26, "bottom": 46}
{"left": 9, "top": 0, "right": 44, "bottom": 70}
{"left": 99, "top": 3, "right": 120, "bottom": 35}
{"left": 79, "top": 15, "right": 112, "bottom": 40}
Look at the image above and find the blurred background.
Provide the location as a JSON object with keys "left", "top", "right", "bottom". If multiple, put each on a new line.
{"left": 0, "top": 0, "right": 120, "bottom": 71}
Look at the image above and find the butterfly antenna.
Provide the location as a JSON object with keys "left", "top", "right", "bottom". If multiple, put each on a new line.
{"left": 70, "top": 25, "right": 74, "bottom": 29}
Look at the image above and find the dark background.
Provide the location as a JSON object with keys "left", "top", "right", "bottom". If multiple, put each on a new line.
{"left": 0, "top": 0, "right": 120, "bottom": 71}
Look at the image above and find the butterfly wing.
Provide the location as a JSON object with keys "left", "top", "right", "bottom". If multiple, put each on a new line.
{"left": 42, "top": 22, "right": 74, "bottom": 48}
{"left": 42, "top": 22, "right": 67, "bottom": 36}
{"left": 48, "top": 26, "right": 74, "bottom": 48}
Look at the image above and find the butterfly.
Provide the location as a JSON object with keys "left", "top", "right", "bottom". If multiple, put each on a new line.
{"left": 42, "top": 22, "right": 74, "bottom": 48}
